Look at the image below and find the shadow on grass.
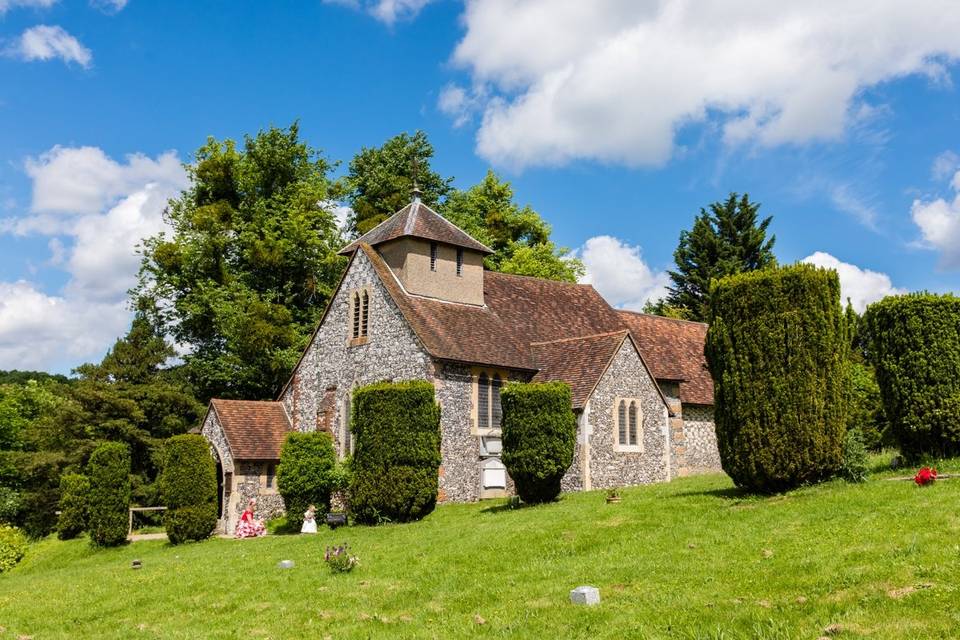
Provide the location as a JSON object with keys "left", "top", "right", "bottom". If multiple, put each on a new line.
{"left": 480, "top": 497, "right": 558, "bottom": 514}
{"left": 671, "top": 485, "right": 750, "bottom": 500}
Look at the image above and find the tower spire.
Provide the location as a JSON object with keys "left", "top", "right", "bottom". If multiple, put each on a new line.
{"left": 411, "top": 156, "right": 422, "bottom": 203}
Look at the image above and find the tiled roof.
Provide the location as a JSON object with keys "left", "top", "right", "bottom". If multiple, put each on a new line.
{"left": 210, "top": 399, "right": 291, "bottom": 460}
{"left": 617, "top": 311, "right": 714, "bottom": 405}
{"left": 363, "top": 244, "right": 534, "bottom": 370}
{"left": 531, "top": 331, "right": 629, "bottom": 408}
{"left": 339, "top": 201, "right": 493, "bottom": 255}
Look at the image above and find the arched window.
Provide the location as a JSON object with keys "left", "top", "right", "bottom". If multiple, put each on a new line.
{"left": 361, "top": 290, "right": 369, "bottom": 337}
{"left": 477, "top": 373, "right": 489, "bottom": 430}
{"left": 351, "top": 292, "right": 361, "bottom": 339}
{"left": 491, "top": 374, "right": 503, "bottom": 427}
{"left": 628, "top": 401, "right": 638, "bottom": 446}
{"left": 618, "top": 400, "right": 627, "bottom": 445}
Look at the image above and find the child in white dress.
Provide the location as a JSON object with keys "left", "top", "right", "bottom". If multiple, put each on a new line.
{"left": 301, "top": 504, "right": 318, "bottom": 534}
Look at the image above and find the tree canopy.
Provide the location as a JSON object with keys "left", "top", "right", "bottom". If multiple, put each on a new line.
{"left": 662, "top": 193, "right": 776, "bottom": 321}
{"left": 135, "top": 123, "right": 346, "bottom": 401}
{"left": 441, "top": 171, "right": 584, "bottom": 282}
{"left": 346, "top": 131, "right": 453, "bottom": 236}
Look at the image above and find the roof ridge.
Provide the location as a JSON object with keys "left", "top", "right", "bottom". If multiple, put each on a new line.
{"left": 617, "top": 308, "right": 708, "bottom": 327}
{"left": 529, "top": 329, "right": 628, "bottom": 346}
{"left": 487, "top": 270, "right": 596, "bottom": 287}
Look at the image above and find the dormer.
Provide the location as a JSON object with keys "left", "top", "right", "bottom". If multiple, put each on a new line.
{"left": 338, "top": 196, "right": 493, "bottom": 306}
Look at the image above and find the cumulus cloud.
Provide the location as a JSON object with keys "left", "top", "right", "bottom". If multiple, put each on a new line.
{"left": 324, "top": 0, "right": 431, "bottom": 25}
{"left": 0, "top": 0, "right": 57, "bottom": 13}
{"left": 577, "top": 235, "right": 668, "bottom": 311}
{"left": 8, "top": 25, "right": 92, "bottom": 68}
{"left": 802, "top": 251, "right": 905, "bottom": 312}
{"left": 911, "top": 168, "right": 960, "bottom": 269}
{"left": 446, "top": 0, "right": 960, "bottom": 169}
{"left": 0, "top": 146, "right": 187, "bottom": 370}
{"left": 26, "top": 146, "right": 183, "bottom": 215}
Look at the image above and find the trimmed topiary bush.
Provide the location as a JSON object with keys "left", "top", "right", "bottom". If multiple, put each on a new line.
{"left": 500, "top": 381, "right": 577, "bottom": 503}
{"left": 350, "top": 380, "right": 441, "bottom": 525}
{"left": 0, "top": 525, "right": 27, "bottom": 572}
{"left": 160, "top": 434, "right": 217, "bottom": 544}
{"left": 57, "top": 473, "right": 90, "bottom": 540}
{"left": 705, "top": 264, "right": 850, "bottom": 493}
{"left": 277, "top": 431, "right": 337, "bottom": 530}
{"left": 87, "top": 442, "right": 131, "bottom": 548}
{"left": 863, "top": 293, "right": 960, "bottom": 459}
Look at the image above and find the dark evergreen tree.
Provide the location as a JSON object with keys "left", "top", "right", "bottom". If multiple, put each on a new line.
{"left": 705, "top": 264, "right": 849, "bottom": 492}
{"left": 665, "top": 193, "right": 776, "bottom": 321}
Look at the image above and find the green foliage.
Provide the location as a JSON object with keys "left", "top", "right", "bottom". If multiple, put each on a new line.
{"left": 350, "top": 381, "right": 441, "bottom": 524}
{"left": 441, "top": 170, "right": 584, "bottom": 282}
{"left": 841, "top": 429, "right": 869, "bottom": 483}
{"left": 849, "top": 362, "right": 889, "bottom": 451}
{"left": 160, "top": 435, "right": 217, "bottom": 543}
{"left": 87, "top": 442, "right": 131, "bottom": 547}
{"left": 164, "top": 506, "right": 218, "bottom": 545}
{"left": 500, "top": 382, "right": 577, "bottom": 503}
{"left": 57, "top": 474, "right": 90, "bottom": 540}
{"left": 0, "top": 370, "right": 70, "bottom": 385}
{"left": 667, "top": 193, "right": 777, "bottom": 321}
{"left": 0, "top": 487, "right": 20, "bottom": 525}
{"left": 0, "top": 525, "right": 27, "bottom": 573}
{"left": 277, "top": 431, "right": 337, "bottom": 529}
{"left": 346, "top": 130, "right": 453, "bottom": 235}
{"left": 863, "top": 293, "right": 960, "bottom": 459}
{"left": 0, "top": 380, "right": 64, "bottom": 451}
{"left": 641, "top": 298, "right": 694, "bottom": 320}
{"left": 136, "top": 123, "right": 346, "bottom": 401}
{"left": 705, "top": 264, "right": 849, "bottom": 492}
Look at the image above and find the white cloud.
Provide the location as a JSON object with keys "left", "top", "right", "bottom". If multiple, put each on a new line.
{"left": 0, "top": 0, "right": 57, "bottom": 13}
{"left": 932, "top": 150, "right": 960, "bottom": 181}
{"left": 577, "top": 235, "right": 668, "bottom": 311}
{"left": 26, "top": 146, "right": 183, "bottom": 215}
{"left": 911, "top": 168, "right": 960, "bottom": 269}
{"left": 801, "top": 251, "right": 905, "bottom": 312}
{"left": 830, "top": 184, "right": 879, "bottom": 231}
{"left": 447, "top": 0, "right": 960, "bottom": 169}
{"left": 0, "top": 281, "right": 129, "bottom": 371}
{"left": 324, "top": 0, "right": 431, "bottom": 25}
{"left": 0, "top": 146, "right": 187, "bottom": 370}
{"left": 90, "top": 0, "right": 127, "bottom": 13}
{"left": 8, "top": 25, "right": 92, "bottom": 68}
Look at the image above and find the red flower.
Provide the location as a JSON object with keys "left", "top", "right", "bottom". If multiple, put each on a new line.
{"left": 914, "top": 467, "right": 938, "bottom": 486}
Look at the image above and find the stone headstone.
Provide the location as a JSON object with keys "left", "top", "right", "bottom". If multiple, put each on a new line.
{"left": 277, "top": 560, "right": 295, "bottom": 569}
{"left": 570, "top": 585, "right": 600, "bottom": 606}
{"left": 131, "top": 559, "right": 142, "bottom": 570}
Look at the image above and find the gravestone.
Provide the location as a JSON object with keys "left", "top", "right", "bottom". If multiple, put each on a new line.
{"left": 570, "top": 586, "right": 600, "bottom": 606}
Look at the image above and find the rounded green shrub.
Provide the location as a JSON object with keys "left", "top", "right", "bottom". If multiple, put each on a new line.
{"left": 350, "top": 380, "right": 441, "bottom": 525}
{"left": 160, "top": 434, "right": 217, "bottom": 544}
{"left": 705, "top": 264, "right": 850, "bottom": 492}
{"left": 500, "top": 381, "right": 576, "bottom": 503}
{"left": 0, "top": 525, "right": 27, "bottom": 573}
{"left": 863, "top": 293, "right": 960, "bottom": 459}
{"left": 87, "top": 442, "right": 131, "bottom": 547}
{"left": 277, "top": 431, "right": 337, "bottom": 530}
{"left": 57, "top": 473, "right": 90, "bottom": 540}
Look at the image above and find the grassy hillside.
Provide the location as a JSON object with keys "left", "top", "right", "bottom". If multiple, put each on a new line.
{"left": 1, "top": 459, "right": 958, "bottom": 639}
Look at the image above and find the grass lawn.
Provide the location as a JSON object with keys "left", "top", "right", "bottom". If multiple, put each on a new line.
{"left": 2, "top": 457, "right": 958, "bottom": 639}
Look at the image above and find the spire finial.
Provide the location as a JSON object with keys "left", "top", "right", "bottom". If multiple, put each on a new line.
{"left": 411, "top": 156, "right": 422, "bottom": 203}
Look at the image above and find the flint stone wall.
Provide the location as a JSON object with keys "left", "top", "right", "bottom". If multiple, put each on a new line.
{"left": 681, "top": 404, "right": 721, "bottom": 473}
{"left": 281, "top": 250, "right": 433, "bottom": 455}
{"left": 571, "top": 339, "right": 670, "bottom": 489}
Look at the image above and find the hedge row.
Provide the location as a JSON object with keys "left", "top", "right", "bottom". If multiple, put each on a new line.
{"left": 277, "top": 431, "right": 337, "bottom": 529}
{"left": 87, "top": 442, "right": 131, "bottom": 547}
{"left": 160, "top": 434, "right": 217, "bottom": 544}
{"left": 57, "top": 473, "right": 90, "bottom": 541}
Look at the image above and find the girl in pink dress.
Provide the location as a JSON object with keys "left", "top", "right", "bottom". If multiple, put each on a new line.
{"left": 235, "top": 498, "right": 266, "bottom": 538}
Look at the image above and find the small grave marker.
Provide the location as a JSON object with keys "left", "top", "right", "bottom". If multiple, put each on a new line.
{"left": 278, "top": 560, "right": 295, "bottom": 569}
{"left": 570, "top": 585, "right": 600, "bottom": 606}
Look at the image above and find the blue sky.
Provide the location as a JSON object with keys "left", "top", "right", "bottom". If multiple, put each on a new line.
{"left": 1, "top": 0, "right": 959, "bottom": 373}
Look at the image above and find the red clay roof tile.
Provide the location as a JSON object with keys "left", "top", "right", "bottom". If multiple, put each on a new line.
{"left": 210, "top": 399, "right": 291, "bottom": 460}
{"left": 339, "top": 201, "right": 493, "bottom": 255}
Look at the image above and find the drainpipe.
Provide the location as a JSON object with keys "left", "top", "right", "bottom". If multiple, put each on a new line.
{"left": 662, "top": 404, "right": 671, "bottom": 482}
{"left": 580, "top": 400, "right": 592, "bottom": 491}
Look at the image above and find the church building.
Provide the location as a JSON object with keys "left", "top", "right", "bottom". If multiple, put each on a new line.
{"left": 201, "top": 196, "right": 720, "bottom": 533}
